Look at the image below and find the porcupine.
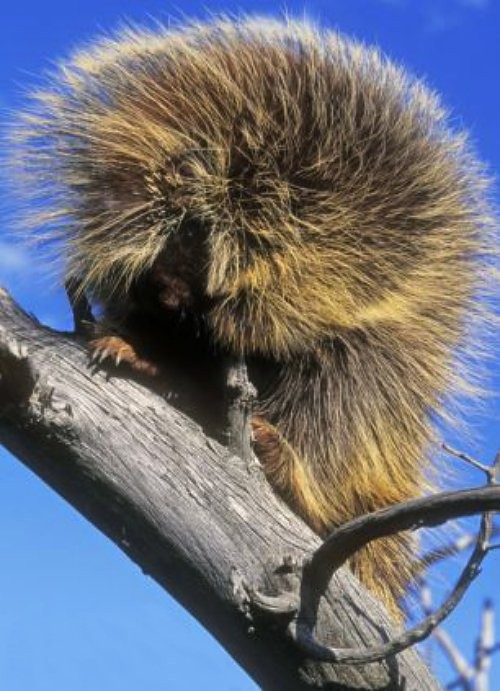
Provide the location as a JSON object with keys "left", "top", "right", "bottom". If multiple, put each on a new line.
{"left": 10, "top": 17, "right": 495, "bottom": 617}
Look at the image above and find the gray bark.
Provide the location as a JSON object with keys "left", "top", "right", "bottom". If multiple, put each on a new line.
{"left": 0, "top": 287, "right": 440, "bottom": 690}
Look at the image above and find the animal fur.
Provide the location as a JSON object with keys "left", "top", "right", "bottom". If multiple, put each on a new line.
{"left": 9, "top": 17, "right": 496, "bottom": 617}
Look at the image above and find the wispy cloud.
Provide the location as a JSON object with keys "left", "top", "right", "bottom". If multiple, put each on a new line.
{"left": 377, "top": 0, "right": 491, "bottom": 34}
{"left": 459, "top": 0, "right": 489, "bottom": 8}
{"left": 379, "top": 0, "right": 489, "bottom": 8}
{"left": 0, "top": 241, "right": 30, "bottom": 273}
{"left": 424, "top": 6, "right": 460, "bottom": 33}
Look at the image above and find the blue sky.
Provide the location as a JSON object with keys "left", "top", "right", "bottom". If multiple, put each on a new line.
{"left": 0, "top": 1, "right": 499, "bottom": 689}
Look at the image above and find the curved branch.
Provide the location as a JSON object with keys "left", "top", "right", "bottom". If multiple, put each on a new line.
{"left": 250, "top": 473, "right": 500, "bottom": 664}
{"left": 289, "top": 501, "right": 494, "bottom": 664}
{"left": 307, "top": 487, "right": 500, "bottom": 587}
{"left": 296, "top": 440, "right": 500, "bottom": 663}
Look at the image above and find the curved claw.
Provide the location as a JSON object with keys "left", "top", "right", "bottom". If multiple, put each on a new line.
{"left": 87, "top": 336, "right": 161, "bottom": 378}
{"left": 98, "top": 347, "right": 111, "bottom": 363}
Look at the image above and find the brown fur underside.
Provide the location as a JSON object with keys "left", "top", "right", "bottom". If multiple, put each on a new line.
{"left": 11, "top": 18, "right": 497, "bottom": 617}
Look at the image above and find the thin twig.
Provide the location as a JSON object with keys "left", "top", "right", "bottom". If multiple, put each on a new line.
{"left": 442, "top": 443, "right": 491, "bottom": 476}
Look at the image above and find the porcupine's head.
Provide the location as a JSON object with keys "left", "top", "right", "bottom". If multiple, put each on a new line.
{"left": 9, "top": 17, "right": 494, "bottom": 356}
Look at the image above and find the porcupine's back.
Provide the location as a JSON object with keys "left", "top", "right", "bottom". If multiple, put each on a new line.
{"left": 9, "top": 18, "right": 497, "bottom": 615}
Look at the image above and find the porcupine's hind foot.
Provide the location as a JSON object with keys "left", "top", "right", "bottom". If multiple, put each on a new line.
{"left": 88, "top": 335, "right": 161, "bottom": 377}
{"left": 251, "top": 416, "right": 329, "bottom": 536}
{"left": 251, "top": 415, "right": 411, "bottom": 620}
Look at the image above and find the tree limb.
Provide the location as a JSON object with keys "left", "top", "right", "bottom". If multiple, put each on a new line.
{"left": 257, "top": 484, "right": 499, "bottom": 664}
{"left": 0, "top": 286, "right": 440, "bottom": 691}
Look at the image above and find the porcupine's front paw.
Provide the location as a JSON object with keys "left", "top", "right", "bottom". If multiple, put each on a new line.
{"left": 88, "top": 336, "right": 160, "bottom": 377}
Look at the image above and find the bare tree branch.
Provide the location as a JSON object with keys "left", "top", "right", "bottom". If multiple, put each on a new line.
{"left": 436, "top": 628, "right": 475, "bottom": 688}
{"left": 251, "top": 453, "right": 500, "bottom": 665}
{"left": 441, "top": 444, "right": 492, "bottom": 477}
{"left": 0, "top": 286, "right": 441, "bottom": 691}
{"left": 421, "top": 595, "right": 498, "bottom": 691}
{"left": 476, "top": 599, "right": 495, "bottom": 691}
{"left": 286, "top": 488, "right": 498, "bottom": 664}
{"left": 224, "top": 355, "right": 257, "bottom": 465}
{"left": 420, "top": 581, "right": 474, "bottom": 688}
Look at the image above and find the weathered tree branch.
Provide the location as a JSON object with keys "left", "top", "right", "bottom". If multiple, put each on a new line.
{"left": 415, "top": 448, "right": 499, "bottom": 691}
{"left": 421, "top": 583, "right": 498, "bottom": 691}
{"left": 421, "top": 583, "right": 475, "bottom": 687}
{"left": 254, "top": 482, "right": 499, "bottom": 664}
{"left": 0, "top": 286, "right": 442, "bottom": 690}
{"left": 224, "top": 355, "right": 257, "bottom": 465}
